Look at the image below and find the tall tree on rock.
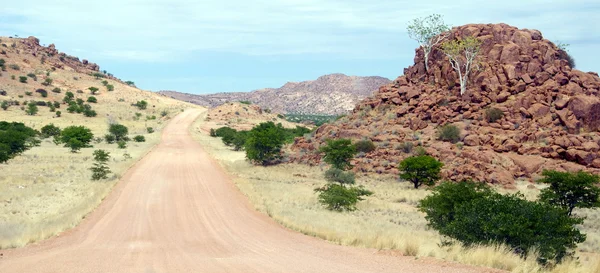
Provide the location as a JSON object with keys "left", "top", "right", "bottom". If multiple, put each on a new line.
{"left": 407, "top": 14, "right": 450, "bottom": 72}
{"left": 441, "top": 36, "right": 482, "bottom": 95}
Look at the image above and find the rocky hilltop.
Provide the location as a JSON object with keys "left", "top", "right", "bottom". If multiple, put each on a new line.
{"left": 159, "top": 74, "right": 391, "bottom": 115}
{"left": 291, "top": 23, "right": 600, "bottom": 186}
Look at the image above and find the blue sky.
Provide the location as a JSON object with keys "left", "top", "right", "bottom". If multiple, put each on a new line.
{"left": 1, "top": 0, "right": 599, "bottom": 94}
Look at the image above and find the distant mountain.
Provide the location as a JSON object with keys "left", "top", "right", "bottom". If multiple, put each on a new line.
{"left": 159, "top": 73, "right": 391, "bottom": 115}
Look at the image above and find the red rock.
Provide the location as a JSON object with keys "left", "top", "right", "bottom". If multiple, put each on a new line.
{"left": 528, "top": 103, "right": 550, "bottom": 118}
{"left": 554, "top": 96, "right": 569, "bottom": 110}
{"left": 583, "top": 142, "right": 600, "bottom": 152}
{"left": 534, "top": 71, "right": 551, "bottom": 85}
{"left": 522, "top": 74, "right": 533, "bottom": 84}
{"left": 500, "top": 43, "right": 520, "bottom": 64}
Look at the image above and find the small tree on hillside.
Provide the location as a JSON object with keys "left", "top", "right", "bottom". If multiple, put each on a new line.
{"left": 25, "top": 102, "right": 38, "bottom": 116}
{"left": 40, "top": 124, "right": 61, "bottom": 138}
{"left": 319, "top": 139, "right": 357, "bottom": 171}
{"left": 441, "top": 36, "right": 482, "bottom": 95}
{"left": 90, "top": 149, "right": 111, "bottom": 180}
{"left": 245, "top": 122, "right": 286, "bottom": 165}
{"left": 59, "top": 126, "right": 94, "bottom": 152}
{"left": 109, "top": 124, "right": 129, "bottom": 141}
{"left": 399, "top": 155, "right": 443, "bottom": 189}
{"left": 407, "top": 14, "right": 450, "bottom": 72}
{"left": 88, "top": 86, "right": 99, "bottom": 95}
{"left": 539, "top": 170, "right": 600, "bottom": 216}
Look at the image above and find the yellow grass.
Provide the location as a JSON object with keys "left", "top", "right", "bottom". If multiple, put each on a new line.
{"left": 191, "top": 113, "right": 600, "bottom": 273}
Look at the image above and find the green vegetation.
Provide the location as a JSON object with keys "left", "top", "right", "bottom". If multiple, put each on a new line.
{"left": 117, "top": 140, "right": 127, "bottom": 149}
{"left": 27, "top": 73, "right": 37, "bottom": 81}
{"left": 539, "top": 170, "right": 600, "bottom": 216}
{"left": 51, "top": 87, "right": 61, "bottom": 93}
{"left": 437, "top": 124, "right": 461, "bottom": 143}
{"left": 134, "top": 100, "right": 148, "bottom": 110}
{"left": 407, "top": 14, "right": 450, "bottom": 72}
{"left": 87, "top": 96, "right": 97, "bottom": 103}
{"left": 9, "top": 64, "right": 20, "bottom": 70}
{"left": 399, "top": 155, "right": 443, "bottom": 189}
{"left": 63, "top": 91, "right": 74, "bottom": 103}
{"left": 314, "top": 184, "right": 372, "bottom": 212}
{"left": 319, "top": 139, "right": 356, "bottom": 171}
{"left": 441, "top": 36, "right": 482, "bottom": 95}
{"left": 147, "top": 127, "right": 155, "bottom": 134}
{"left": 1, "top": 101, "right": 8, "bottom": 110}
{"left": 354, "top": 139, "right": 376, "bottom": 153}
{"left": 106, "top": 84, "right": 114, "bottom": 91}
{"left": 58, "top": 126, "right": 94, "bottom": 152}
{"left": 133, "top": 135, "right": 146, "bottom": 142}
{"left": 90, "top": 150, "right": 111, "bottom": 180}
{"left": 485, "top": 108, "right": 504, "bottom": 123}
{"left": 0, "top": 122, "right": 39, "bottom": 163}
{"left": 25, "top": 102, "right": 38, "bottom": 116}
{"left": 239, "top": 100, "right": 252, "bottom": 105}
{"left": 108, "top": 124, "right": 129, "bottom": 141}
{"left": 43, "top": 78, "right": 53, "bottom": 86}
{"left": 125, "top": 81, "right": 135, "bottom": 86}
{"left": 19, "top": 76, "right": 27, "bottom": 83}
{"left": 104, "top": 134, "right": 116, "bottom": 144}
{"left": 324, "top": 167, "right": 355, "bottom": 185}
{"left": 40, "top": 124, "right": 61, "bottom": 138}
{"left": 285, "top": 114, "right": 340, "bottom": 126}
{"left": 88, "top": 87, "right": 99, "bottom": 95}
{"left": 245, "top": 122, "right": 286, "bottom": 165}
{"left": 36, "top": 89, "right": 48, "bottom": 98}
{"left": 92, "top": 72, "right": 105, "bottom": 79}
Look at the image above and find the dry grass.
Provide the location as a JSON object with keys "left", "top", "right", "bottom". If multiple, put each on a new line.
{"left": 0, "top": 38, "right": 196, "bottom": 248}
{"left": 191, "top": 113, "right": 600, "bottom": 273}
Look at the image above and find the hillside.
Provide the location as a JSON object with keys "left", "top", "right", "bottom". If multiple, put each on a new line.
{"left": 159, "top": 73, "right": 391, "bottom": 115}
{"left": 0, "top": 36, "right": 196, "bottom": 248}
{"left": 203, "top": 102, "right": 305, "bottom": 131}
{"left": 291, "top": 23, "right": 600, "bottom": 186}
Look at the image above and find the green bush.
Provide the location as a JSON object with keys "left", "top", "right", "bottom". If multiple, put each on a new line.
{"left": 244, "top": 122, "right": 286, "bottom": 165}
{"left": 106, "top": 84, "right": 114, "bottom": 91}
{"left": 485, "top": 108, "right": 504, "bottom": 123}
{"left": 437, "top": 124, "right": 461, "bottom": 143}
{"left": 35, "top": 89, "right": 48, "bottom": 98}
{"left": 25, "top": 102, "right": 38, "bottom": 116}
{"left": 55, "top": 110, "right": 61, "bottom": 117}
{"left": 324, "top": 168, "right": 355, "bottom": 185}
{"left": 314, "top": 184, "right": 372, "bottom": 211}
{"left": 109, "top": 124, "right": 129, "bottom": 141}
{"left": 539, "top": 170, "right": 600, "bottom": 216}
{"left": 0, "top": 122, "right": 39, "bottom": 163}
{"left": 43, "top": 78, "right": 53, "bottom": 86}
{"left": 40, "top": 124, "right": 61, "bottom": 138}
{"left": 52, "top": 87, "right": 61, "bottom": 93}
{"left": 133, "top": 135, "right": 145, "bottom": 142}
{"left": 19, "top": 76, "right": 27, "bottom": 83}
{"left": 354, "top": 139, "right": 376, "bottom": 153}
{"left": 319, "top": 138, "right": 357, "bottom": 171}
{"left": 147, "top": 127, "right": 155, "bottom": 134}
{"left": 1, "top": 100, "right": 9, "bottom": 110}
{"left": 232, "top": 131, "right": 249, "bottom": 151}
{"left": 104, "top": 134, "right": 116, "bottom": 144}
{"left": 134, "top": 100, "right": 148, "bottom": 110}
{"left": 59, "top": 126, "right": 94, "bottom": 152}
{"left": 117, "top": 140, "right": 127, "bottom": 149}
{"left": 419, "top": 181, "right": 585, "bottom": 264}
{"left": 239, "top": 100, "right": 251, "bottom": 105}
{"left": 63, "top": 91, "right": 74, "bottom": 103}
{"left": 90, "top": 149, "right": 111, "bottom": 180}
{"left": 399, "top": 155, "right": 443, "bottom": 188}
{"left": 87, "top": 96, "right": 97, "bottom": 103}
{"left": 209, "top": 128, "right": 217, "bottom": 137}
{"left": 88, "top": 86, "right": 99, "bottom": 95}
{"left": 27, "top": 73, "right": 37, "bottom": 80}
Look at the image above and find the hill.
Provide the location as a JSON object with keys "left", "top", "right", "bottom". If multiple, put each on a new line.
{"left": 291, "top": 23, "right": 600, "bottom": 186}
{"left": 159, "top": 73, "right": 391, "bottom": 115}
{"left": 203, "top": 102, "right": 305, "bottom": 131}
{"left": 0, "top": 36, "right": 196, "bottom": 248}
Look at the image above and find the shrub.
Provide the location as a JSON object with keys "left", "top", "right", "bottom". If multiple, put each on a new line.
{"left": 399, "top": 142, "right": 414, "bottom": 153}
{"left": 27, "top": 73, "right": 37, "bottom": 81}
{"left": 9, "top": 64, "right": 20, "bottom": 70}
{"left": 354, "top": 139, "right": 376, "bottom": 153}
{"left": 19, "top": 76, "right": 27, "bottom": 83}
{"left": 1, "top": 100, "right": 8, "bottom": 110}
{"left": 101, "top": 80, "right": 108, "bottom": 86}
{"left": 0, "top": 122, "right": 39, "bottom": 163}
{"left": 25, "top": 102, "right": 38, "bottom": 115}
{"left": 43, "top": 78, "right": 53, "bottom": 86}
{"left": 35, "top": 89, "right": 48, "bottom": 98}
{"left": 399, "top": 155, "right": 443, "bottom": 188}
{"left": 117, "top": 140, "right": 127, "bottom": 149}
{"left": 239, "top": 100, "right": 251, "bottom": 105}
{"left": 40, "top": 124, "right": 61, "bottom": 138}
{"left": 558, "top": 50, "right": 576, "bottom": 69}
{"left": 485, "top": 108, "right": 504, "bottom": 123}
{"left": 319, "top": 138, "right": 357, "bottom": 170}
{"left": 83, "top": 108, "right": 97, "bottom": 117}
{"left": 125, "top": 80, "right": 135, "bottom": 86}
{"left": 314, "top": 184, "right": 372, "bottom": 211}
{"left": 88, "top": 86, "right": 99, "bottom": 95}
{"left": 134, "top": 100, "right": 148, "bottom": 110}
{"left": 90, "top": 150, "right": 111, "bottom": 180}
{"left": 160, "top": 110, "right": 168, "bottom": 117}
{"left": 104, "top": 134, "right": 116, "bottom": 144}
{"left": 106, "top": 84, "right": 114, "bottom": 91}
{"left": 133, "top": 135, "right": 145, "bottom": 142}
{"left": 244, "top": 122, "right": 286, "bottom": 165}
{"left": 55, "top": 110, "right": 61, "bottom": 117}
{"left": 92, "top": 72, "right": 105, "bottom": 79}
{"left": 0, "top": 90, "right": 6, "bottom": 96}
{"left": 50, "top": 87, "right": 61, "bottom": 94}
{"left": 324, "top": 168, "right": 356, "bottom": 185}
{"left": 539, "top": 170, "right": 600, "bottom": 216}
{"left": 63, "top": 91, "right": 74, "bottom": 103}
{"left": 59, "top": 126, "right": 94, "bottom": 152}
{"left": 87, "top": 96, "right": 97, "bottom": 103}
{"left": 147, "top": 127, "right": 155, "bottom": 134}
{"left": 209, "top": 128, "right": 217, "bottom": 137}
{"left": 109, "top": 124, "right": 129, "bottom": 141}
{"left": 36, "top": 101, "right": 47, "bottom": 106}
{"left": 232, "top": 131, "right": 249, "bottom": 151}
{"left": 437, "top": 124, "right": 461, "bottom": 143}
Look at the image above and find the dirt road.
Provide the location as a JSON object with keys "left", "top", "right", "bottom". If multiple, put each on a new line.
{"left": 0, "top": 109, "right": 495, "bottom": 273}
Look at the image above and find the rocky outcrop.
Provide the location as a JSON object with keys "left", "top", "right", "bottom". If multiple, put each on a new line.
{"left": 159, "top": 74, "right": 391, "bottom": 115}
{"left": 290, "top": 23, "right": 600, "bottom": 186}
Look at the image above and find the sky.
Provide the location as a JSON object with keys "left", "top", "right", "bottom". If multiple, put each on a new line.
{"left": 1, "top": 0, "right": 599, "bottom": 94}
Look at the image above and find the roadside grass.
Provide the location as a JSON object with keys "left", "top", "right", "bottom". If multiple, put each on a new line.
{"left": 191, "top": 113, "right": 600, "bottom": 273}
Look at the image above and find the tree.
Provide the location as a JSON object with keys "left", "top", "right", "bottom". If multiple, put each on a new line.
{"left": 319, "top": 139, "right": 357, "bottom": 171}
{"left": 87, "top": 96, "right": 97, "bottom": 103}
{"left": 92, "top": 72, "right": 105, "bottom": 79}
{"left": 244, "top": 122, "right": 286, "bottom": 165}
{"left": 133, "top": 135, "right": 145, "bottom": 142}
{"left": 314, "top": 184, "right": 372, "bottom": 211}
{"left": 40, "top": 124, "right": 61, "bottom": 138}
{"left": 59, "top": 126, "right": 93, "bottom": 152}
{"left": 0, "top": 122, "right": 39, "bottom": 163}
{"left": 441, "top": 37, "right": 482, "bottom": 95}
{"left": 539, "top": 170, "right": 600, "bottom": 216}
{"left": 106, "top": 84, "right": 114, "bottom": 91}
{"left": 90, "top": 149, "right": 111, "bottom": 180}
{"left": 88, "top": 87, "right": 99, "bottom": 95}
{"left": 232, "top": 131, "right": 249, "bottom": 151}
{"left": 324, "top": 167, "right": 356, "bottom": 185}
{"left": 19, "top": 76, "right": 27, "bottom": 83}
{"left": 407, "top": 14, "right": 450, "bottom": 72}
{"left": 399, "top": 155, "right": 443, "bottom": 188}
{"left": 125, "top": 81, "right": 135, "bottom": 86}
{"left": 134, "top": 100, "right": 148, "bottom": 110}
{"left": 108, "top": 124, "right": 129, "bottom": 141}
{"left": 43, "top": 78, "right": 53, "bottom": 86}
{"left": 63, "top": 91, "right": 74, "bottom": 103}
{"left": 25, "top": 102, "right": 38, "bottom": 116}
{"left": 36, "top": 89, "right": 48, "bottom": 97}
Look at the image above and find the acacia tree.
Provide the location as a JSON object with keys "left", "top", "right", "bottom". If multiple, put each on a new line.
{"left": 539, "top": 170, "right": 600, "bottom": 216}
{"left": 441, "top": 37, "right": 482, "bottom": 95}
{"left": 407, "top": 14, "right": 450, "bottom": 72}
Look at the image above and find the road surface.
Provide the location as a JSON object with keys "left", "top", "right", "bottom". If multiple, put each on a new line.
{"left": 0, "top": 109, "right": 496, "bottom": 273}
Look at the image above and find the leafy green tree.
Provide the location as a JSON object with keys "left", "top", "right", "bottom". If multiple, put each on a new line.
{"left": 87, "top": 96, "right": 97, "bottom": 103}
{"left": 244, "top": 122, "right": 286, "bottom": 165}
{"left": 441, "top": 36, "right": 482, "bottom": 95}
{"left": 92, "top": 72, "right": 105, "bottom": 79}
{"left": 319, "top": 139, "right": 357, "bottom": 171}
{"left": 0, "top": 122, "right": 39, "bottom": 163}
{"left": 36, "top": 89, "right": 48, "bottom": 97}
{"left": 133, "top": 135, "right": 145, "bottom": 142}
{"left": 88, "top": 86, "right": 99, "bottom": 95}
{"left": 147, "top": 127, "right": 154, "bottom": 133}
{"left": 106, "top": 84, "right": 114, "bottom": 91}
{"left": 90, "top": 149, "right": 111, "bottom": 180}
{"left": 59, "top": 126, "right": 93, "bottom": 152}
{"left": 43, "top": 78, "right": 53, "bottom": 86}
{"left": 539, "top": 170, "right": 600, "bottom": 216}
{"left": 40, "top": 124, "right": 61, "bottom": 138}
{"left": 55, "top": 110, "right": 61, "bottom": 117}
{"left": 117, "top": 140, "right": 127, "bottom": 149}
{"left": 63, "top": 91, "right": 74, "bottom": 103}
{"left": 232, "top": 131, "right": 249, "bottom": 151}
{"left": 104, "top": 134, "right": 116, "bottom": 143}
{"left": 25, "top": 102, "right": 38, "bottom": 116}
{"left": 399, "top": 155, "right": 443, "bottom": 188}
{"left": 324, "top": 168, "right": 355, "bottom": 185}
{"left": 407, "top": 14, "right": 450, "bottom": 72}
{"left": 109, "top": 124, "right": 129, "bottom": 141}
{"left": 314, "top": 184, "right": 372, "bottom": 211}
{"left": 19, "top": 76, "right": 27, "bottom": 83}
{"left": 134, "top": 100, "right": 148, "bottom": 110}
{"left": 125, "top": 81, "right": 135, "bottom": 86}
